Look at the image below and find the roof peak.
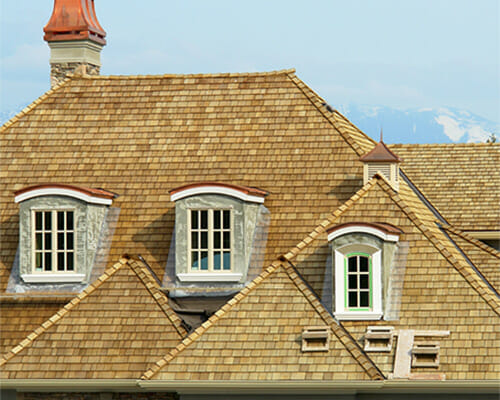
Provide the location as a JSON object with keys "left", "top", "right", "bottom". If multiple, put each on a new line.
{"left": 360, "top": 140, "right": 403, "bottom": 163}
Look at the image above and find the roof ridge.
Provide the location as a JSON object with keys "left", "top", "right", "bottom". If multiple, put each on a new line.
{"left": 141, "top": 260, "right": 283, "bottom": 380}
{"left": 0, "top": 77, "right": 73, "bottom": 134}
{"left": 127, "top": 258, "right": 187, "bottom": 337}
{"left": 285, "top": 72, "right": 369, "bottom": 157}
{"left": 77, "top": 69, "right": 296, "bottom": 80}
{"left": 281, "top": 262, "right": 384, "bottom": 380}
{"left": 0, "top": 257, "right": 129, "bottom": 366}
{"left": 283, "top": 178, "right": 379, "bottom": 261}
{"left": 390, "top": 143, "right": 500, "bottom": 148}
{"left": 442, "top": 226, "right": 500, "bottom": 259}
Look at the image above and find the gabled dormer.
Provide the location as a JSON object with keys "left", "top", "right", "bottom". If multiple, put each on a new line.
{"left": 360, "top": 137, "right": 403, "bottom": 191}
{"left": 14, "top": 184, "right": 116, "bottom": 284}
{"left": 169, "top": 182, "right": 268, "bottom": 287}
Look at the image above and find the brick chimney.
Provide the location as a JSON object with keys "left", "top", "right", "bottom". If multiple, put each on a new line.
{"left": 44, "top": 0, "right": 106, "bottom": 87}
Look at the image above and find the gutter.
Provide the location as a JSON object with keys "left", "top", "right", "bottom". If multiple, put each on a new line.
{"left": 2, "top": 379, "right": 498, "bottom": 394}
{"left": 138, "top": 380, "right": 500, "bottom": 394}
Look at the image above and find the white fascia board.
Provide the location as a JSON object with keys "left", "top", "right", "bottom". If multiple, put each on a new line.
{"left": 328, "top": 226, "right": 399, "bottom": 242}
{"left": 15, "top": 188, "right": 112, "bottom": 205}
{"left": 21, "top": 273, "right": 86, "bottom": 283}
{"left": 177, "top": 272, "right": 243, "bottom": 282}
{"left": 334, "top": 311, "right": 383, "bottom": 321}
{"left": 170, "top": 186, "right": 265, "bottom": 203}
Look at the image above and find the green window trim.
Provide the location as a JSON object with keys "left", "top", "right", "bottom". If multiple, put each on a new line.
{"left": 344, "top": 252, "right": 372, "bottom": 311}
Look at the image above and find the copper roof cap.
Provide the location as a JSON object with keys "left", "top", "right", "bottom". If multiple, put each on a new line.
{"left": 359, "top": 140, "right": 403, "bottom": 163}
{"left": 44, "top": 0, "right": 106, "bottom": 45}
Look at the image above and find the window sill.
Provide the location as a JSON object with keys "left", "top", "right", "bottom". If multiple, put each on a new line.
{"left": 334, "top": 311, "right": 383, "bottom": 321}
{"left": 21, "top": 273, "right": 86, "bottom": 283}
{"left": 177, "top": 272, "right": 243, "bottom": 282}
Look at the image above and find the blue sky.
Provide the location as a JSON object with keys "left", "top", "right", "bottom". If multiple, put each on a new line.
{"left": 1, "top": 0, "right": 499, "bottom": 130}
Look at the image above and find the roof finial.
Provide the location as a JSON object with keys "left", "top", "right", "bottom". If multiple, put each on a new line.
{"left": 380, "top": 127, "right": 383, "bottom": 143}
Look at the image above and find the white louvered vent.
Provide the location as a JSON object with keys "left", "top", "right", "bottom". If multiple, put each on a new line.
{"left": 367, "top": 163, "right": 391, "bottom": 180}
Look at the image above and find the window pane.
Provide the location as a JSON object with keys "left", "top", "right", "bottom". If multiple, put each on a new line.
{"left": 67, "top": 252, "right": 74, "bottom": 271}
{"left": 201, "top": 232, "right": 208, "bottom": 249}
{"left": 214, "top": 210, "right": 220, "bottom": 229}
{"left": 200, "top": 210, "right": 208, "bottom": 229}
{"left": 57, "top": 211, "right": 64, "bottom": 230}
{"left": 36, "top": 233, "right": 43, "bottom": 250}
{"left": 44, "top": 212, "right": 52, "bottom": 230}
{"left": 359, "top": 256, "right": 369, "bottom": 272}
{"left": 35, "top": 212, "right": 43, "bottom": 230}
{"left": 45, "top": 233, "right": 52, "bottom": 250}
{"left": 223, "top": 251, "right": 231, "bottom": 270}
{"left": 223, "top": 232, "right": 230, "bottom": 249}
{"left": 44, "top": 252, "right": 52, "bottom": 271}
{"left": 360, "top": 291, "right": 370, "bottom": 307}
{"left": 214, "top": 231, "right": 221, "bottom": 249}
{"left": 348, "top": 274, "right": 357, "bottom": 289}
{"left": 67, "top": 233, "right": 74, "bottom": 250}
{"left": 35, "top": 253, "right": 42, "bottom": 271}
{"left": 191, "top": 252, "right": 199, "bottom": 270}
{"left": 348, "top": 291, "right": 357, "bottom": 307}
{"left": 348, "top": 256, "right": 357, "bottom": 272}
{"left": 67, "top": 211, "right": 74, "bottom": 230}
{"left": 214, "top": 252, "right": 221, "bottom": 270}
{"left": 58, "top": 253, "right": 65, "bottom": 271}
{"left": 223, "top": 210, "right": 230, "bottom": 229}
{"left": 360, "top": 274, "right": 369, "bottom": 289}
{"left": 191, "top": 231, "right": 198, "bottom": 249}
{"left": 191, "top": 210, "right": 198, "bottom": 229}
{"left": 200, "top": 251, "right": 208, "bottom": 270}
{"left": 57, "top": 233, "right": 65, "bottom": 250}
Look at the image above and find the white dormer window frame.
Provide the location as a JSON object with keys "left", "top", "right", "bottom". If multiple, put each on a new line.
{"left": 329, "top": 223, "right": 400, "bottom": 321}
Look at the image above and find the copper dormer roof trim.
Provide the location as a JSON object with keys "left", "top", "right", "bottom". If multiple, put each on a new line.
{"left": 44, "top": 0, "right": 106, "bottom": 45}
{"left": 359, "top": 140, "right": 403, "bottom": 163}
{"left": 170, "top": 182, "right": 268, "bottom": 204}
{"left": 14, "top": 184, "right": 117, "bottom": 205}
{"left": 327, "top": 222, "right": 402, "bottom": 242}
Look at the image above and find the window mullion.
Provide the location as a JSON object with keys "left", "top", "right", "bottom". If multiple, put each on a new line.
{"left": 52, "top": 211, "right": 57, "bottom": 271}
{"left": 208, "top": 210, "right": 213, "bottom": 271}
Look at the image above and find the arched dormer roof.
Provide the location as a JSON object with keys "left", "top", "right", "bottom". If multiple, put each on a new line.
{"left": 327, "top": 222, "right": 402, "bottom": 242}
{"left": 169, "top": 182, "right": 268, "bottom": 204}
{"left": 14, "top": 184, "right": 116, "bottom": 205}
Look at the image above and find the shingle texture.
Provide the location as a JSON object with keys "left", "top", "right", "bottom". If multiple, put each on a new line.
{"left": 0, "top": 70, "right": 372, "bottom": 294}
{"left": 143, "top": 262, "right": 382, "bottom": 381}
{"left": 288, "top": 176, "right": 500, "bottom": 380}
{"left": 0, "top": 258, "right": 185, "bottom": 379}
{"left": 390, "top": 143, "right": 500, "bottom": 231}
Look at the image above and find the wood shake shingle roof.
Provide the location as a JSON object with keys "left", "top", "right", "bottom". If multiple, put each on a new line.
{"left": 143, "top": 261, "right": 383, "bottom": 381}
{"left": 0, "top": 68, "right": 499, "bottom": 390}
{"left": 0, "top": 258, "right": 185, "bottom": 379}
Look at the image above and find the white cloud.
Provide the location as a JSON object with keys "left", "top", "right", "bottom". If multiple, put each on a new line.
{"left": 434, "top": 115, "right": 465, "bottom": 141}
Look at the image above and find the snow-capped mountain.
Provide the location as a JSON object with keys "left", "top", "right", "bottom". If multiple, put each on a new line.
{"left": 337, "top": 104, "right": 498, "bottom": 144}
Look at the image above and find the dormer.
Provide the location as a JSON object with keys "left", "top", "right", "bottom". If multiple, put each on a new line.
{"left": 169, "top": 183, "right": 268, "bottom": 285}
{"left": 360, "top": 138, "right": 402, "bottom": 191}
{"left": 14, "top": 184, "right": 116, "bottom": 284}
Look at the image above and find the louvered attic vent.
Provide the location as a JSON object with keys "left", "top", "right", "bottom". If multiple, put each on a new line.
{"left": 364, "top": 326, "right": 394, "bottom": 352}
{"left": 301, "top": 326, "right": 330, "bottom": 352}
{"left": 412, "top": 342, "right": 440, "bottom": 367}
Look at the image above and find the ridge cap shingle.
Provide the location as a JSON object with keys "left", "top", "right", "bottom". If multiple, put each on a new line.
{"left": 442, "top": 226, "right": 500, "bottom": 259}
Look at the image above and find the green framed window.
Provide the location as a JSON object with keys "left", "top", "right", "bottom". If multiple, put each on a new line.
{"left": 345, "top": 252, "right": 372, "bottom": 311}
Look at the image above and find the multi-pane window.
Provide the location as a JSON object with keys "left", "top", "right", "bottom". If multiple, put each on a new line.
{"left": 189, "top": 209, "right": 231, "bottom": 272}
{"left": 33, "top": 210, "right": 75, "bottom": 272}
{"left": 346, "top": 253, "right": 371, "bottom": 310}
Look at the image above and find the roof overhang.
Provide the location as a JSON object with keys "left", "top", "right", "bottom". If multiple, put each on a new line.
{"left": 327, "top": 222, "right": 402, "bottom": 242}
{"left": 169, "top": 182, "right": 268, "bottom": 204}
{"left": 14, "top": 184, "right": 116, "bottom": 206}
{"left": 1, "top": 379, "right": 498, "bottom": 394}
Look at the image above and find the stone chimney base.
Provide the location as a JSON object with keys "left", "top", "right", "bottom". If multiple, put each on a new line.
{"left": 50, "top": 62, "right": 100, "bottom": 87}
